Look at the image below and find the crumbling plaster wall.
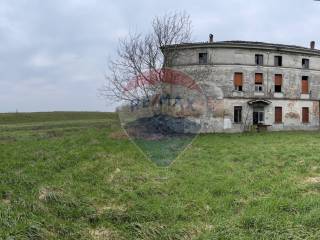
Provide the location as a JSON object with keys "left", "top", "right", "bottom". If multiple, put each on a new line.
{"left": 169, "top": 47, "right": 320, "bottom": 132}
{"left": 173, "top": 47, "right": 320, "bottom": 100}
{"left": 187, "top": 98, "right": 319, "bottom": 133}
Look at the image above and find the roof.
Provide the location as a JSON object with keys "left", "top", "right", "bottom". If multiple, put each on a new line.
{"left": 163, "top": 40, "right": 320, "bottom": 56}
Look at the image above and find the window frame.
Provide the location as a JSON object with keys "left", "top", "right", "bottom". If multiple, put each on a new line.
{"left": 254, "top": 73, "right": 263, "bottom": 92}
{"left": 255, "top": 54, "right": 264, "bottom": 66}
{"left": 234, "top": 72, "right": 243, "bottom": 92}
{"left": 255, "top": 73, "right": 263, "bottom": 84}
{"left": 253, "top": 110, "right": 265, "bottom": 124}
{"left": 255, "top": 85, "right": 264, "bottom": 92}
{"left": 274, "top": 74, "right": 283, "bottom": 93}
{"left": 274, "top": 56, "right": 283, "bottom": 67}
{"left": 302, "top": 58, "right": 310, "bottom": 69}
{"left": 234, "top": 106, "right": 242, "bottom": 123}
{"left": 198, "top": 52, "right": 208, "bottom": 64}
{"left": 274, "top": 106, "right": 283, "bottom": 124}
{"left": 302, "top": 107, "right": 309, "bottom": 123}
{"left": 301, "top": 76, "right": 309, "bottom": 94}
{"left": 258, "top": 112, "right": 264, "bottom": 123}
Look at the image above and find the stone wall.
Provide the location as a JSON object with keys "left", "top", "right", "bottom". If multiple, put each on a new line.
{"left": 167, "top": 45, "right": 320, "bottom": 132}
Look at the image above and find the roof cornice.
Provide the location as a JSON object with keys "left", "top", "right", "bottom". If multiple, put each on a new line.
{"left": 162, "top": 41, "right": 320, "bottom": 56}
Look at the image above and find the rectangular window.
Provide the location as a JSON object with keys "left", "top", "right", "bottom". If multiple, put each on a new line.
{"left": 274, "top": 74, "right": 283, "bottom": 92}
{"left": 199, "top": 53, "right": 208, "bottom": 64}
{"left": 259, "top": 112, "right": 264, "bottom": 123}
{"left": 255, "top": 73, "right": 263, "bottom": 84}
{"left": 234, "top": 106, "right": 242, "bottom": 123}
{"left": 302, "top": 107, "right": 309, "bottom": 123}
{"left": 255, "top": 73, "right": 263, "bottom": 92}
{"left": 301, "top": 76, "right": 309, "bottom": 94}
{"left": 253, "top": 111, "right": 264, "bottom": 124}
{"left": 275, "top": 107, "right": 282, "bottom": 123}
{"left": 302, "top": 58, "right": 310, "bottom": 69}
{"left": 234, "top": 72, "right": 243, "bottom": 91}
{"left": 255, "top": 85, "right": 263, "bottom": 92}
{"left": 274, "top": 56, "right": 282, "bottom": 67}
{"left": 255, "top": 54, "right": 264, "bottom": 65}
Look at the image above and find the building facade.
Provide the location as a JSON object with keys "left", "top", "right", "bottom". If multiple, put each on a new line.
{"left": 164, "top": 39, "right": 320, "bottom": 132}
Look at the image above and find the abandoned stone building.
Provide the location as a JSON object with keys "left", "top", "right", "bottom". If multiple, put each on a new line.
{"left": 162, "top": 36, "right": 320, "bottom": 132}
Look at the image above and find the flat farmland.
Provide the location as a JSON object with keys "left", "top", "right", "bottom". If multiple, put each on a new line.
{"left": 1, "top": 112, "right": 320, "bottom": 239}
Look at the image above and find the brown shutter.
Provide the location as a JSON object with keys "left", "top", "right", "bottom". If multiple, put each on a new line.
{"left": 234, "top": 73, "right": 243, "bottom": 86}
{"left": 275, "top": 74, "right": 283, "bottom": 85}
{"left": 255, "top": 73, "right": 263, "bottom": 84}
{"left": 302, "top": 107, "right": 309, "bottom": 123}
{"left": 275, "top": 107, "right": 282, "bottom": 123}
{"left": 301, "top": 79, "right": 309, "bottom": 94}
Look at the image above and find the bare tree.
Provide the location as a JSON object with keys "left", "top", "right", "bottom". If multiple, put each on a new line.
{"left": 100, "top": 11, "right": 192, "bottom": 104}
{"left": 241, "top": 105, "right": 252, "bottom": 132}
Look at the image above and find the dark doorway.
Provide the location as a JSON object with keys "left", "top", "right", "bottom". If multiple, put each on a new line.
{"left": 253, "top": 108, "right": 264, "bottom": 125}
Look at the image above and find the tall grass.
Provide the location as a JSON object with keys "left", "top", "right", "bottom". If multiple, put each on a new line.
{"left": 1, "top": 113, "right": 320, "bottom": 239}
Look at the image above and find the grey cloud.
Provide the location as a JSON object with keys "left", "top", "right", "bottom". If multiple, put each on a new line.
{"left": 0, "top": 0, "right": 319, "bottom": 112}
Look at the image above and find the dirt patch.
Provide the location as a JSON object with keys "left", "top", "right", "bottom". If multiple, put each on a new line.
{"left": 109, "top": 131, "right": 128, "bottom": 140}
{"left": 89, "top": 139, "right": 100, "bottom": 145}
{"left": 89, "top": 228, "right": 121, "bottom": 240}
{"left": 108, "top": 168, "right": 121, "bottom": 182}
{"left": 95, "top": 203, "right": 127, "bottom": 215}
{"left": 45, "top": 130, "right": 64, "bottom": 138}
{"left": 34, "top": 130, "right": 64, "bottom": 140}
{"left": 38, "top": 187, "right": 63, "bottom": 202}
{"left": 1, "top": 191, "right": 12, "bottom": 204}
{"left": 179, "top": 223, "right": 214, "bottom": 240}
{"left": 1, "top": 199, "right": 10, "bottom": 204}
{"left": 305, "top": 177, "right": 320, "bottom": 184}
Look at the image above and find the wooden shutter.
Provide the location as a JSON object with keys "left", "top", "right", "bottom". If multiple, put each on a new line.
{"left": 275, "top": 74, "right": 283, "bottom": 85}
{"left": 302, "top": 107, "right": 309, "bottom": 123}
{"left": 255, "top": 73, "right": 263, "bottom": 84}
{"left": 275, "top": 107, "right": 282, "bottom": 123}
{"left": 301, "top": 78, "right": 309, "bottom": 94}
{"left": 234, "top": 73, "right": 243, "bottom": 86}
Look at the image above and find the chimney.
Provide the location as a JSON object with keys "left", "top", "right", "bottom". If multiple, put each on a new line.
{"left": 209, "top": 34, "right": 214, "bottom": 43}
{"left": 310, "top": 41, "right": 315, "bottom": 49}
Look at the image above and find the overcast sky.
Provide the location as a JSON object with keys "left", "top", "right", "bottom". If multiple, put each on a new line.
{"left": 0, "top": 0, "right": 319, "bottom": 112}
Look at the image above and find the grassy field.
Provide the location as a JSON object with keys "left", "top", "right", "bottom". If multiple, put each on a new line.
{"left": 1, "top": 112, "right": 320, "bottom": 239}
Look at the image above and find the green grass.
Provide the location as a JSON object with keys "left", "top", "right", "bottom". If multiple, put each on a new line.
{"left": 1, "top": 112, "right": 320, "bottom": 239}
{"left": 135, "top": 135, "right": 196, "bottom": 166}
